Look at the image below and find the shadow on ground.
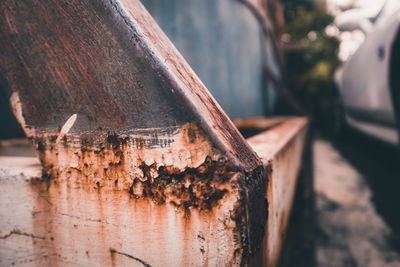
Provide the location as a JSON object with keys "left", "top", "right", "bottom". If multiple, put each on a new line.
{"left": 333, "top": 129, "right": 400, "bottom": 251}
{"left": 279, "top": 126, "right": 316, "bottom": 267}
{"left": 280, "top": 127, "right": 400, "bottom": 266}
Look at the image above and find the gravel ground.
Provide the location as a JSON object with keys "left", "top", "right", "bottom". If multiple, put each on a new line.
{"left": 314, "top": 138, "right": 400, "bottom": 267}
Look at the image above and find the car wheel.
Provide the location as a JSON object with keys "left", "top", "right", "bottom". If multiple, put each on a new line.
{"left": 329, "top": 90, "right": 346, "bottom": 142}
{"left": 389, "top": 30, "right": 400, "bottom": 151}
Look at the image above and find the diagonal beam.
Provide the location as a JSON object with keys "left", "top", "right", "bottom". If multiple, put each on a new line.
{"left": 0, "top": 0, "right": 268, "bottom": 264}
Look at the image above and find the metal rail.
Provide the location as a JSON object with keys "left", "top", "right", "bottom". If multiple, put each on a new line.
{"left": 0, "top": 0, "right": 308, "bottom": 265}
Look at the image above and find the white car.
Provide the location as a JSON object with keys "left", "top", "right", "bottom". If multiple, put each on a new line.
{"left": 334, "top": 0, "right": 400, "bottom": 145}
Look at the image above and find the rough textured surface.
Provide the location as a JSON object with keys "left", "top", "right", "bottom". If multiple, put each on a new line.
{"left": 247, "top": 117, "right": 308, "bottom": 267}
{"left": 0, "top": 0, "right": 260, "bottom": 172}
{"left": 0, "top": 169, "right": 241, "bottom": 266}
{"left": 0, "top": 1, "right": 270, "bottom": 262}
{"left": 0, "top": 0, "right": 308, "bottom": 264}
{"left": 0, "top": 139, "right": 266, "bottom": 266}
{"left": 0, "top": 138, "right": 267, "bottom": 266}
{"left": 0, "top": 117, "right": 308, "bottom": 266}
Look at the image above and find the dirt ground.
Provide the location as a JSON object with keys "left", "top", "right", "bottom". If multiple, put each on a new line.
{"left": 314, "top": 138, "right": 400, "bottom": 266}
{"left": 283, "top": 132, "right": 400, "bottom": 266}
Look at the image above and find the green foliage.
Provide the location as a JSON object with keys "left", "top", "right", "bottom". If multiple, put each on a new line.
{"left": 282, "top": 0, "right": 340, "bottom": 119}
{"left": 286, "top": 6, "right": 332, "bottom": 41}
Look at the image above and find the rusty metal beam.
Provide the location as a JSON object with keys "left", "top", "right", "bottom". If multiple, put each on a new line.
{"left": 0, "top": 117, "right": 307, "bottom": 266}
{"left": 234, "top": 116, "right": 292, "bottom": 133}
{"left": 0, "top": 0, "right": 267, "bottom": 265}
{"left": 1, "top": 0, "right": 259, "bottom": 170}
{"left": 247, "top": 117, "right": 308, "bottom": 266}
{"left": 0, "top": 0, "right": 308, "bottom": 265}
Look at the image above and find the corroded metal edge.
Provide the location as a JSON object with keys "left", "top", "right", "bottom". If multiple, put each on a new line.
{"left": 110, "top": 0, "right": 262, "bottom": 171}
{"left": 247, "top": 117, "right": 309, "bottom": 266}
{"left": 0, "top": 0, "right": 312, "bottom": 265}
{"left": 10, "top": 96, "right": 268, "bottom": 262}
{"left": 0, "top": 117, "right": 307, "bottom": 266}
{"left": 1, "top": 0, "right": 261, "bottom": 171}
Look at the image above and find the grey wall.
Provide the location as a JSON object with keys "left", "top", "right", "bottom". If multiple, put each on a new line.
{"left": 141, "top": 0, "right": 274, "bottom": 119}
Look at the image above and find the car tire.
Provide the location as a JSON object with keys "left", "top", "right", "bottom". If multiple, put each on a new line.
{"left": 389, "top": 29, "right": 400, "bottom": 153}
{"left": 329, "top": 90, "right": 347, "bottom": 142}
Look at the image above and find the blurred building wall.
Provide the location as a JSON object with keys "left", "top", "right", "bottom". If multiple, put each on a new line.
{"left": 141, "top": 0, "right": 278, "bottom": 119}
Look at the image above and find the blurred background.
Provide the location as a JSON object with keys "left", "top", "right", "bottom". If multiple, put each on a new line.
{"left": 276, "top": 0, "right": 400, "bottom": 266}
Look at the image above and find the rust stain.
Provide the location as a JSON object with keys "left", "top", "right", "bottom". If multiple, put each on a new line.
{"left": 25, "top": 121, "right": 268, "bottom": 264}
{"left": 0, "top": 0, "right": 287, "bottom": 263}
{"left": 128, "top": 157, "right": 234, "bottom": 210}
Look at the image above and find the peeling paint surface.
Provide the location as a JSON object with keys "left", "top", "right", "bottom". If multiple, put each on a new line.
{"left": 0, "top": 118, "right": 307, "bottom": 266}
{"left": 27, "top": 122, "right": 242, "bottom": 210}
{"left": 247, "top": 118, "right": 308, "bottom": 266}
{"left": 0, "top": 0, "right": 307, "bottom": 264}
{"left": 0, "top": 171, "right": 239, "bottom": 266}
{"left": 0, "top": 156, "right": 255, "bottom": 266}
{"left": 0, "top": 0, "right": 261, "bottom": 172}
